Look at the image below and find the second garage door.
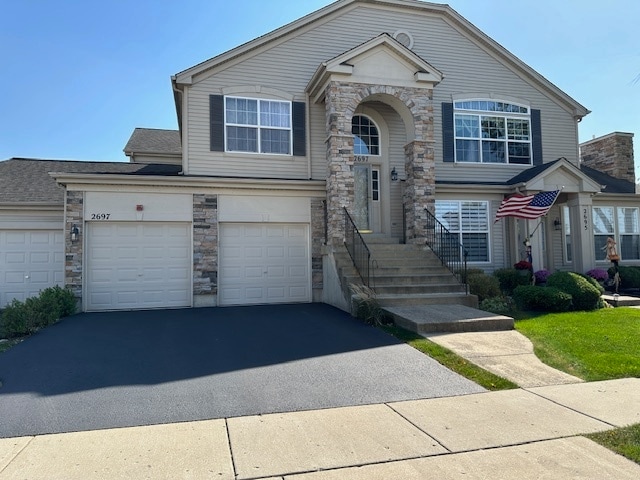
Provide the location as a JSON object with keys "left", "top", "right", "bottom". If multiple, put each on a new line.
{"left": 86, "top": 222, "right": 191, "bottom": 311}
{"left": 219, "top": 223, "right": 310, "bottom": 306}
{"left": 0, "top": 230, "right": 64, "bottom": 307}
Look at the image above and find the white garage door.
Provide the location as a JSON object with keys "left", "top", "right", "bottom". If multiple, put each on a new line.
{"left": 86, "top": 222, "right": 191, "bottom": 311}
{"left": 0, "top": 230, "right": 64, "bottom": 307}
{"left": 219, "top": 223, "right": 310, "bottom": 306}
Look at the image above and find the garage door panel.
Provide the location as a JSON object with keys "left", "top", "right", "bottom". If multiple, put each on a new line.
{"left": 86, "top": 222, "right": 191, "bottom": 311}
{"left": 1, "top": 230, "right": 64, "bottom": 306}
{"left": 5, "top": 253, "right": 25, "bottom": 263}
{"left": 219, "top": 223, "right": 310, "bottom": 306}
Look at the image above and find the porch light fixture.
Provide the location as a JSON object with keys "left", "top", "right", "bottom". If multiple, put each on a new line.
{"left": 70, "top": 225, "right": 79, "bottom": 243}
{"left": 390, "top": 167, "right": 398, "bottom": 182}
{"left": 553, "top": 217, "right": 561, "bottom": 231}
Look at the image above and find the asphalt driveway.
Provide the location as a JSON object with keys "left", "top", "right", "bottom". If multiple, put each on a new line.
{"left": 0, "top": 303, "right": 484, "bottom": 438}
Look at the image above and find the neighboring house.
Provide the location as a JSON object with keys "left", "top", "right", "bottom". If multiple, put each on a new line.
{"left": 0, "top": 0, "right": 636, "bottom": 312}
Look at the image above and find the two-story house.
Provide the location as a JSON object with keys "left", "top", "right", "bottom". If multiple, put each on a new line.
{"left": 0, "top": 0, "right": 636, "bottom": 312}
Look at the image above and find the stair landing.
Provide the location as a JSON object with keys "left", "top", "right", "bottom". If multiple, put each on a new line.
{"left": 385, "top": 304, "right": 514, "bottom": 334}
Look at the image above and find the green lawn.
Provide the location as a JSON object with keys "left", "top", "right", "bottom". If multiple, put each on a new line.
{"left": 515, "top": 308, "right": 640, "bottom": 381}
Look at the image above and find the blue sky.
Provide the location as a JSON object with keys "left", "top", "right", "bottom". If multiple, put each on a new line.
{"left": 1, "top": 0, "right": 638, "bottom": 173}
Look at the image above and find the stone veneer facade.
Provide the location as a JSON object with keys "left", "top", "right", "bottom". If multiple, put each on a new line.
{"left": 324, "top": 81, "right": 435, "bottom": 245}
{"left": 64, "top": 190, "right": 84, "bottom": 303}
{"left": 580, "top": 132, "right": 635, "bottom": 184}
{"left": 193, "top": 194, "right": 218, "bottom": 305}
{"left": 311, "top": 198, "right": 325, "bottom": 298}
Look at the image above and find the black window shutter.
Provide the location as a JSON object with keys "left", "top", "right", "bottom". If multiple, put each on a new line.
{"left": 292, "top": 101, "right": 306, "bottom": 156}
{"left": 210, "top": 95, "right": 224, "bottom": 152}
{"left": 531, "top": 109, "right": 543, "bottom": 165}
{"left": 442, "top": 103, "right": 454, "bottom": 162}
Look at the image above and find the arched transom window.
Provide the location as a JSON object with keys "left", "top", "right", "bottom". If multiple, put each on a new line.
{"left": 352, "top": 115, "right": 380, "bottom": 155}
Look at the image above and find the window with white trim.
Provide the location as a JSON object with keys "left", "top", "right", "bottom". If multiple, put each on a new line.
{"left": 562, "top": 206, "right": 572, "bottom": 262}
{"left": 593, "top": 206, "right": 615, "bottom": 261}
{"left": 225, "top": 96, "right": 292, "bottom": 154}
{"left": 435, "top": 200, "right": 490, "bottom": 262}
{"left": 454, "top": 100, "right": 531, "bottom": 164}
{"left": 618, "top": 207, "right": 640, "bottom": 259}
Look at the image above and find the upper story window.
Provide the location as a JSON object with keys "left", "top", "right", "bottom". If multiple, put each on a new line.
{"left": 225, "top": 96, "right": 292, "bottom": 154}
{"left": 352, "top": 115, "right": 380, "bottom": 155}
{"left": 454, "top": 100, "right": 531, "bottom": 165}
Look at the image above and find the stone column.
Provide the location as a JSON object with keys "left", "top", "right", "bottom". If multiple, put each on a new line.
{"left": 64, "top": 190, "right": 84, "bottom": 306}
{"left": 193, "top": 194, "right": 218, "bottom": 307}
{"left": 311, "top": 198, "right": 325, "bottom": 300}
{"left": 403, "top": 140, "right": 435, "bottom": 243}
{"left": 325, "top": 82, "right": 355, "bottom": 246}
{"left": 567, "top": 193, "right": 595, "bottom": 273}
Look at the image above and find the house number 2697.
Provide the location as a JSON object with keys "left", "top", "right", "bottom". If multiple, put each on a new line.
{"left": 91, "top": 213, "right": 111, "bottom": 220}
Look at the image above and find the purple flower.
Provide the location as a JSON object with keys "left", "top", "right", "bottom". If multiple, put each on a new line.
{"left": 586, "top": 268, "right": 608, "bottom": 282}
{"left": 534, "top": 269, "right": 551, "bottom": 283}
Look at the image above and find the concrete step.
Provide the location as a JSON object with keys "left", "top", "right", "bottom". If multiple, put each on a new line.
{"left": 374, "top": 284, "right": 466, "bottom": 295}
{"left": 602, "top": 294, "right": 640, "bottom": 307}
{"left": 385, "top": 304, "right": 514, "bottom": 333}
{"left": 359, "top": 234, "right": 401, "bottom": 244}
{"left": 353, "top": 273, "right": 462, "bottom": 286}
{"left": 376, "top": 292, "right": 477, "bottom": 308}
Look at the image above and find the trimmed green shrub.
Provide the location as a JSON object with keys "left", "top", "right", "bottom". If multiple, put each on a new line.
{"left": 608, "top": 266, "right": 640, "bottom": 289}
{"left": 467, "top": 272, "right": 501, "bottom": 302}
{"left": 479, "top": 296, "right": 511, "bottom": 315}
{"left": 459, "top": 268, "right": 485, "bottom": 283}
{"left": 493, "top": 268, "right": 531, "bottom": 295}
{"left": 513, "top": 285, "right": 572, "bottom": 312}
{"left": 580, "top": 274, "right": 604, "bottom": 295}
{"left": 546, "top": 271, "right": 603, "bottom": 311}
{"left": 0, "top": 286, "right": 77, "bottom": 338}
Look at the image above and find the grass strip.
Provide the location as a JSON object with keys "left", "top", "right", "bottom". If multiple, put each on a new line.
{"left": 382, "top": 324, "right": 518, "bottom": 391}
{"left": 587, "top": 424, "right": 640, "bottom": 465}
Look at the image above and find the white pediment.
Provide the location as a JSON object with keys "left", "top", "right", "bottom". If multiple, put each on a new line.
{"left": 523, "top": 159, "right": 601, "bottom": 194}
{"left": 307, "top": 33, "right": 442, "bottom": 103}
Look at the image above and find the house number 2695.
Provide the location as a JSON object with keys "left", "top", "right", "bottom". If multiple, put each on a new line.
{"left": 583, "top": 208, "right": 589, "bottom": 231}
{"left": 91, "top": 213, "right": 111, "bottom": 220}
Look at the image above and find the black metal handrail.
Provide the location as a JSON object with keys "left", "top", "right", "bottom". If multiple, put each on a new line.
{"left": 424, "top": 208, "right": 469, "bottom": 294}
{"left": 343, "top": 207, "right": 372, "bottom": 287}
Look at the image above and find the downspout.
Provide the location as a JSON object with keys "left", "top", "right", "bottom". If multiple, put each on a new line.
{"left": 172, "top": 79, "right": 187, "bottom": 175}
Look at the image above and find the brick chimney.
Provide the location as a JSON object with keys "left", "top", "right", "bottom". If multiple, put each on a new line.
{"left": 580, "top": 132, "right": 635, "bottom": 184}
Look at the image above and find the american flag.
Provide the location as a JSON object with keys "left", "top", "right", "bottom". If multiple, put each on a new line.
{"left": 494, "top": 190, "right": 560, "bottom": 222}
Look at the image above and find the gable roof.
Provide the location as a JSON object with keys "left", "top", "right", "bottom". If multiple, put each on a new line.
{"left": 172, "top": 0, "right": 588, "bottom": 118}
{"left": 307, "top": 32, "right": 443, "bottom": 102}
{"left": 123, "top": 128, "right": 181, "bottom": 155}
{"left": 0, "top": 158, "right": 181, "bottom": 204}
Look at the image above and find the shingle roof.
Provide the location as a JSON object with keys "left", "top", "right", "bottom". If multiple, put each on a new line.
{"left": 438, "top": 160, "right": 637, "bottom": 195}
{"left": 0, "top": 158, "right": 181, "bottom": 204}
{"left": 123, "top": 128, "right": 181, "bottom": 155}
{"left": 580, "top": 165, "right": 636, "bottom": 194}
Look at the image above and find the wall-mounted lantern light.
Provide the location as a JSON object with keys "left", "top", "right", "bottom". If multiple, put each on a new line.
{"left": 553, "top": 218, "right": 562, "bottom": 231}
{"left": 70, "top": 224, "right": 79, "bottom": 243}
{"left": 390, "top": 167, "right": 398, "bottom": 182}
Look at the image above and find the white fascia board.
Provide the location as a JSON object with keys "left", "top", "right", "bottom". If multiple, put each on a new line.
{"left": 50, "top": 173, "right": 326, "bottom": 194}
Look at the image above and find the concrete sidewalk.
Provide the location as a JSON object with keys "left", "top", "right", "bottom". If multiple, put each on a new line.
{"left": 1, "top": 378, "right": 638, "bottom": 479}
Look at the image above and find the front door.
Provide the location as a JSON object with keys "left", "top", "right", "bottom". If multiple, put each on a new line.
{"left": 353, "top": 164, "right": 381, "bottom": 232}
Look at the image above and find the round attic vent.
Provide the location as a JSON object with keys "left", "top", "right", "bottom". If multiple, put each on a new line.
{"left": 393, "top": 30, "right": 413, "bottom": 49}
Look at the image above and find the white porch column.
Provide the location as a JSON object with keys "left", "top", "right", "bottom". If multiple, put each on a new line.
{"left": 567, "top": 193, "right": 595, "bottom": 274}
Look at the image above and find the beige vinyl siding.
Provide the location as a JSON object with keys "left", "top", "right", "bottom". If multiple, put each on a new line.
{"left": 184, "top": 4, "right": 581, "bottom": 182}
